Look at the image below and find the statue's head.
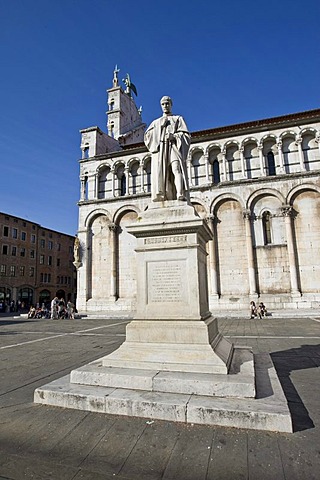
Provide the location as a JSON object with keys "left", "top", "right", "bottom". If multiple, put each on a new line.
{"left": 160, "top": 96, "right": 172, "bottom": 105}
{"left": 160, "top": 96, "right": 173, "bottom": 114}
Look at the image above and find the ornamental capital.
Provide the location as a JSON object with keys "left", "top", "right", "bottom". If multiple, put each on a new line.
{"left": 243, "top": 209, "right": 252, "bottom": 220}
{"left": 108, "top": 222, "right": 119, "bottom": 232}
{"left": 281, "top": 205, "right": 293, "bottom": 217}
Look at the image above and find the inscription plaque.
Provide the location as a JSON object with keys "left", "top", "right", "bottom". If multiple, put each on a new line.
{"left": 147, "top": 260, "right": 187, "bottom": 303}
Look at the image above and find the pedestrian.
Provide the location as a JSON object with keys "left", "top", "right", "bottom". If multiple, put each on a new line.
{"left": 67, "top": 301, "right": 75, "bottom": 319}
{"left": 51, "top": 297, "right": 59, "bottom": 319}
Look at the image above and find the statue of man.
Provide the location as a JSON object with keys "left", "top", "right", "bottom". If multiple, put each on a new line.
{"left": 144, "top": 96, "right": 190, "bottom": 202}
{"left": 73, "top": 237, "right": 80, "bottom": 263}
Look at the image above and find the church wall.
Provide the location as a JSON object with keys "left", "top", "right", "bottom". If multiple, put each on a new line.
{"left": 255, "top": 245, "right": 290, "bottom": 294}
{"left": 216, "top": 200, "right": 249, "bottom": 295}
{"left": 117, "top": 211, "right": 138, "bottom": 300}
{"left": 293, "top": 190, "right": 320, "bottom": 292}
{"left": 77, "top": 109, "right": 320, "bottom": 313}
{"left": 90, "top": 215, "right": 111, "bottom": 299}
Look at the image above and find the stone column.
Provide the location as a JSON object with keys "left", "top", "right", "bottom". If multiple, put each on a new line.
{"left": 295, "top": 136, "right": 307, "bottom": 171}
{"left": 258, "top": 145, "right": 265, "bottom": 176}
{"left": 239, "top": 147, "right": 246, "bottom": 178}
{"left": 204, "top": 154, "right": 210, "bottom": 183}
{"left": 222, "top": 150, "right": 227, "bottom": 181}
{"left": 108, "top": 223, "right": 119, "bottom": 300}
{"left": 125, "top": 167, "right": 129, "bottom": 195}
{"left": 139, "top": 160, "right": 145, "bottom": 193}
{"left": 93, "top": 173, "right": 98, "bottom": 199}
{"left": 277, "top": 141, "right": 285, "bottom": 173}
{"left": 243, "top": 210, "right": 257, "bottom": 295}
{"left": 206, "top": 215, "right": 219, "bottom": 297}
{"left": 80, "top": 176, "right": 86, "bottom": 201}
{"left": 187, "top": 158, "right": 192, "bottom": 186}
{"left": 282, "top": 206, "right": 301, "bottom": 295}
{"left": 111, "top": 167, "right": 115, "bottom": 197}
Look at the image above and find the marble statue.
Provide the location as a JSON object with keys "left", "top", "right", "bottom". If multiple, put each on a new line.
{"left": 73, "top": 237, "right": 80, "bottom": 263}
{"left": 144, "top": 96, "right": 190, "bottom": 202}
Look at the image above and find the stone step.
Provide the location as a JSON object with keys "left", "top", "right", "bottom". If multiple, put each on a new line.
{"left": 34, "top": 353, "right": 292, "bottom": 433}
{"left": 70, "top": 344, "right": 255, "bottom": 398}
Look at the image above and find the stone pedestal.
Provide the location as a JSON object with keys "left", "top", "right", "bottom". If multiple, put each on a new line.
{"left": 100, "top": 201, "right": 233, "bottom": 375}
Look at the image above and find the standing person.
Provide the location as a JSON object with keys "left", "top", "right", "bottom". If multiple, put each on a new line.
{"left": 58, "top": 298, "right": 65, "bottom": 319}
{"left": 51, "top": 297, "right": 59, "bottom": 319}
{"left": 66, "top": 300, "right": 75, "bottom": 320}
{"left": 144, "top": 96, "right": 190, "bottom": 202}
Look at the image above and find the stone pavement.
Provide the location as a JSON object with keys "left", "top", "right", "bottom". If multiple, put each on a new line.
{"left": 0, "top": 313, "right": 319, "bottom": 479}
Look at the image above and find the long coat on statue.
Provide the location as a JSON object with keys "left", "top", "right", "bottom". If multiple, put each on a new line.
{"left": 144, "top": 114, "right": 190, "bottom": 201}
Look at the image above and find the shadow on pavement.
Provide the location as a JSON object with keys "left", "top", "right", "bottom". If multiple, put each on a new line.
{"left": 0, "top": 320, "right": 35, "bottom": 327}
{"left": 272, "top": 344, "right": 320, "bottom": 433}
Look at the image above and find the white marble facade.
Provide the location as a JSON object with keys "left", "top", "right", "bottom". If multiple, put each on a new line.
{"left": 76, "top": 73, "right": 320, "bottom": 314}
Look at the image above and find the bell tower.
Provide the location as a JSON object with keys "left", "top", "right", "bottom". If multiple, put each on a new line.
{"left": 106, "top": 66, "right": 146, "bottom": 146}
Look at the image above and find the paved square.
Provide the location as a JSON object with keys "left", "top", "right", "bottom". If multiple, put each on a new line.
{"left": 0, "top": 314, "right": 319, "bottom": 479}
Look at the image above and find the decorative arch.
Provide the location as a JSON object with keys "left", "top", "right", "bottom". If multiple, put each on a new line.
{"left": 224, "top": 140, "right": 240, "bottom": 148}
{"left": 189, "top": 146, "right": 205, "bottom": 156}
{"left": 84, "top": 208, "right": 112, "bottom": 228}
{"left": 190, "top": 198, "right": 208, "bottom": 218}
{"left": 96, "top": 162, "right": 112, "bottom": 174}
{"left": 261, "top": 133, "right": 278, "bottom": 143}
{"left": 287, "top": 183, "right": 320, "bottom": 205}
{"left": 279, "top": 130, "right": 297, "bottom": 140}
{"left": 247, "top": 188, "right": 285, "bottom": 211}
{"left": 113, "top": 204, "right": 141, "bottom": 225}
{"left": 300, "top": 127, "right": 318, "bottom": 136}
{"left": 210, "top": 192, "right": 245, "bottom": 215}
{"left": 206, "top": 143, "right": 222, "bottom": 155}
{"left": 241, "top": 136, "right": 259, "bottom": 148}
{"left": 127, "top": 156, "right": 141, "bottom": 168}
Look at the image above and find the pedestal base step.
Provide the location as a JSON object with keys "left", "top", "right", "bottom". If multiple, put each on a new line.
{"left": 34, "top": 353, "right": 292, "bottom": 432}
{"left": 69, "top": 345, "right": 255, "bottom": 398}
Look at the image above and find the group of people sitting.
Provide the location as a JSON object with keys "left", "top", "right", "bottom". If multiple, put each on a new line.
{"left": 51, "top": 297, "right": 75, "bottom": 319}
{"left": 28, "top": 305, "right": 51, "bottom": 319}
{"left": 249, "top": 301, "right": 267, "bottom": 319}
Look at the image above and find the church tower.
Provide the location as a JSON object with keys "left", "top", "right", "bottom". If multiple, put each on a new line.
{"left": 80, "top": 67, "right": 146, "bottom": 158}
{"left": 106, "top": 67, "right": 146, "bottom": 146}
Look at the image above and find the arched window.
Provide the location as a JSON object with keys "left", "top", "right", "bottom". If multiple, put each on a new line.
{"left": 98, "top": 167, "right": 110, "bottom": 199}
{"left": 145, "top": 161, "right": 151, "bottom": 192}
{"left": 267, "top": 152, "right": 276, "bottom": 176}
{"left": 120, "top": 174, "right": 126, "bottom": 196}
{"left": 262, "top": 211, "right": 272, "bottom": 244}
{"left": 130, "top": 163, "right": 139, "bottom": 194}
{"left": 83, "top": 144, "right": 89, "bottom": 159}
{"left": 213, "top": 160, "right": 220, "bottom": 184}
{"left": 191, "top": 152, "right": 201, "bottom": 186}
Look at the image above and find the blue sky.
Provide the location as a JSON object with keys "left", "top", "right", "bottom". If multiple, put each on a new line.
{"left": 1, "top": 0, "right": 319, "bottom": 235}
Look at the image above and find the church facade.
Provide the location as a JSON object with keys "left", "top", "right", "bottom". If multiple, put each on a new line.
{"left": 75, "top": 70, "right": 320, "bottom": 314}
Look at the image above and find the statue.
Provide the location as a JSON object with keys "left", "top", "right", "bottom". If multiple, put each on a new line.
{"left": 144, "top": 96, "right": 190, "bottom": 202}
{"left": 73, "top": 237, "right": 81, "bottom": 264}
{"left": 113, "top": 65, "right": 120, "bottom": 88}
{"left": 122, "top": 73, "right": 137, "bottom": 97}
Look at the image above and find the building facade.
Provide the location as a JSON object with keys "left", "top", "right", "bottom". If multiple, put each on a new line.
{"left": 76, "top": 70, "right": 320, "bottom": 314}
{"left": 0, "top": 212, "right": 76, "bottom": 312}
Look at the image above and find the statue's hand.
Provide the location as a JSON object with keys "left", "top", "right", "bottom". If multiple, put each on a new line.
{"left": 168, "top": 133, "right": 176, "bottom": 144}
